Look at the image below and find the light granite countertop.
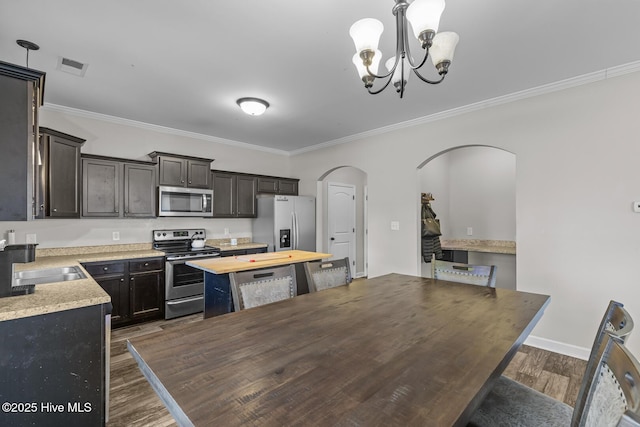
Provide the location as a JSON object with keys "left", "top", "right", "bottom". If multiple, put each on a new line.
{"left": 0, "top": 240, "right": 268, "bottom": 322}
{"left": 207, "top": 237, "right": 268, "bottom": 252}
{"left": 440, "top": 239, "right": 516, "bottom": 255}
{"left": 0, "top": 245, "right": 165, "bottom": 322}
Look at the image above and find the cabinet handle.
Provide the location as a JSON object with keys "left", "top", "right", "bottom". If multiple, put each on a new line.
{"left": 40, "top": 204, "right": 44, "bottom": 211}
{"left": 189, "top": 181, "right": 192, "bottom": 184}
{"left": 130, "top": 277, "right": 134, "bottom": 281}
{"left": 53, "top": 208, "right": 57, "bottom": 212}
{"left": 144, "top": 262, "right": 149, "bottom": 266}
{"left": 181, "top": 179, "right": 185, "bottom": 183}
{"left": 103, "top": 267, "right": 109, "bottom": 271}
{"left": 120, "top": 278, "right": 124, "bottom": 282}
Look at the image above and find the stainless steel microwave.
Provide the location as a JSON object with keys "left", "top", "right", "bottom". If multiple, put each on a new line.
{"left": 157, "top": 186, "right": 213, "bottom": 217}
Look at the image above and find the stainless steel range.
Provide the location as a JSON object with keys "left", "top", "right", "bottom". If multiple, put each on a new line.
{"left": 153, "top": 228, "right": 220, "bottom": 319}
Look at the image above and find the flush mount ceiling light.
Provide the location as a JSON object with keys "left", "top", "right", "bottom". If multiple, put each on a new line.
{"left": 350, "top": 0, "right": 459, "bottom": 98}
{"left": 236, "top": 98, "right": 269, "bottom": 116}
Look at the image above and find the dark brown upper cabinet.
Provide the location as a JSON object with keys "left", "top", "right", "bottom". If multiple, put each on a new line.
{"left": 0, "top": 61, "right": 45, "bottom": 220}
{"left": 37, "top": 128, "right": 85, "bottom": 218}
{"left": 257, "top": 177, "right": 299, "bottom": 195}
{"left": 82, "top": 154, "right": 156, "bottom": 218}
{"left": 148, "top": 152, "right": 214, "bottom": 189}
{"left": 211, "top": 171, "right": 257, "bottom": 218}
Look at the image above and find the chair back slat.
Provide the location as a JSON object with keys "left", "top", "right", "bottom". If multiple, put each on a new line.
{"left": 430, "top": 254, "right": 496, "bottom": 287}
{"left": 573, "top": 335, "right": 640, "bottom": 427}
{"left": 574, "top": 301, "right": 635, "bottom": 425}
{"left": 229, "top": 264, "right": 297, "bottom": 311}
{"left": 305, "top": 257, "right": 352, "bottom": 292}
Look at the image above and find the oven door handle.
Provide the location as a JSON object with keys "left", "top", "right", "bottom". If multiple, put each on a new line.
{"left": 167, "top": 296, "right": 204, "bottom": 305}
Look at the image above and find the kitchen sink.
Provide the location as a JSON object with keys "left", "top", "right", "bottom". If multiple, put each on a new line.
{"left": 13, "top": 266, "right": 87, "bottom": 286}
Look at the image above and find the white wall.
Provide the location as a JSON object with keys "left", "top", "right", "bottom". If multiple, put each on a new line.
{"left": 291, "top": 71, "right": 640, "bottom": 359}
{"left": 0, "top": 108, "right": 291, "bottom": 247}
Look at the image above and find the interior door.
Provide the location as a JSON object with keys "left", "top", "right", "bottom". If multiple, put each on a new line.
{"left": 327, "top": 182, "right": 356, "bottom": 277}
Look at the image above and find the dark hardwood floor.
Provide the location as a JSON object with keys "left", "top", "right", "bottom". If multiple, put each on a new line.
{"left": 107, "top": 315, "right": 587, "bottom": 427}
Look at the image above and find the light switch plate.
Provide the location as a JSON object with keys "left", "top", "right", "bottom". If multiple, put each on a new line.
{"left": 391, "top": 221, "right": 400, "bottom": 231}
{"left": 467, "top": 227, "right": 473, "bottom": 236}
{"left": 112, "top": 231, "right": 120, "bottom": 241}
{"left": 26, "top": 233, "right": 37, "bottom": 244}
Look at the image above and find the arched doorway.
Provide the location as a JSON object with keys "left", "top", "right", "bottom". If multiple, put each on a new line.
{"left": 317, "top": 166, "right": 368, "bottom": 278}
{"left": 417, "top": 146, "right": 517, "bottom": 288}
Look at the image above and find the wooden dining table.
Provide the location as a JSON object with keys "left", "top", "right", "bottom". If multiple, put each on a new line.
{"left": 127, "top": 273, "right": 550, "bottom": 427}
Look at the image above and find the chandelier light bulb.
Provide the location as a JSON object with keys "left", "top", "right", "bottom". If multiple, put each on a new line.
{"left": 349, "top": 18, "right": 384, "bottom": 54}
{"left": 237, "top": 98, "right": 269, "bottom": 116}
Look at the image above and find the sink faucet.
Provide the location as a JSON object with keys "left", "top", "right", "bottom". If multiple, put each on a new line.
{"left": 0, "top": 243, "right": 37, "bottom": 298}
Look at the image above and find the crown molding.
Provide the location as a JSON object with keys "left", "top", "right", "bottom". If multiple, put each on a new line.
{"left": 41, "top": 104, "right": 291, "bottom": 156}
{"left": 42, "top": 60, "right": 640, "bottom": 157}
{"left": 290, "top": 60, "right": 640, "bottom": 156}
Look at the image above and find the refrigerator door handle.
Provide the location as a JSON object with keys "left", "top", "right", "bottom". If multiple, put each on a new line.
{"left": 291, "top": 211, "right": 298, "bottom": 249}
{"left": 294, "top": 212, "right": 300, "bottom": 250}
{"left": 291, "top": 211, "right": 296, "bottom": 250}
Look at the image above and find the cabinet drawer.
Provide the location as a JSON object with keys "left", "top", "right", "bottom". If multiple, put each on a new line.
{"left": 129, "top": 257, "right": 164, "bottom": 273}
{"left": 83, "top": 261, "right": 126, "bottom": 277}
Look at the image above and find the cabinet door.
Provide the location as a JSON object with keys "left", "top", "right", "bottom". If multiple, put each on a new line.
{"left": 257, "top": 177, "right": 278, "bottom": 194}
{"left": 236, "top": 175, "right": 257, "bottom": 217}
{"left": 277, "top": 179, "right": 299, "bottom": 195}
{"left": 124, "top": 163, "right": 156, "bottom": 217}
{"left": 212, "top": 172, "right": 235, "bottom": 217}
{"left": 187, "top": 160, "right": 211, "bottom": 188}
{"left": 95, "top": 275, "right": 129, "bottom": 325}
{"left": 157, "top": 156, "right": 186, "bottom": 187}
{"left": 130, "top": 271, "right": 164, "bottom": 321}
{"left": 82, "top": 158, "right": 120, "bottom": 217}
{"left": 47, "top": 135, "right": 82, "bottom": 218}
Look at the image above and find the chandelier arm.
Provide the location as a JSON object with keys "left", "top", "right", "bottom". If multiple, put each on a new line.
{"left": 406, "top": 43, "right": 431, "bottom": 70}
{"left": 411, "top": 67, "right": 446, "bottom": 85}
{"left": 366, "top": 74, "right": 395, "bottom": 95}
{"left": 365, "top": 63, "right": 394, "bottom": 80}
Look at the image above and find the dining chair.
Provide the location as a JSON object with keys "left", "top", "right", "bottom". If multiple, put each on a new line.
{"left": 430, "top": 253, "right": 497, "bottom": 287}
{"left": 468, "top": 300, "right": 635, "bottom": 427}
{"left": 617, "top": 411, "right": 640, "bottom": 427}
{"left": 304, "top": 257, "right": 352, "bottom": 292}
{"left": 229, "top": 264, "right": 297, "bottom": 311}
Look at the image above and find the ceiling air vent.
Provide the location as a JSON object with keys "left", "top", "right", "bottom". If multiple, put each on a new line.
{"left": 57, "top": 56, "right": 88, "bottom": 77}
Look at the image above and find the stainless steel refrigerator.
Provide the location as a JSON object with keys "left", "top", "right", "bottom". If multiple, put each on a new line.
{"left": 252, "top": 195, "right": 316, "bottom": 252}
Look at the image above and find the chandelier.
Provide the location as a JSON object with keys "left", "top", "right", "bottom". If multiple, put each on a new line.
{"left": 349, "top": 0, "right": 459, "bottom": 98}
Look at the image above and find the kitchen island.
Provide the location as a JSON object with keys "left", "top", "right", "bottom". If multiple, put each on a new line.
{"left": 186, "top": 250, "right": 331, "bottom": 318}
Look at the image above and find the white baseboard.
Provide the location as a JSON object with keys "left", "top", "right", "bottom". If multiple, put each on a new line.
{"left": 524, "top": 335, "right": 590, "bottom": 361}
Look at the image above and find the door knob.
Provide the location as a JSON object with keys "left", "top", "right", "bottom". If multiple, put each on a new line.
{"left": 330, "top": 237, "right": 335, "bottom": 241}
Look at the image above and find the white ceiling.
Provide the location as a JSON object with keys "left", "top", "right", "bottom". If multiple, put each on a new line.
{"left": 2, "top": 0, "right": 640, "bottom": 154}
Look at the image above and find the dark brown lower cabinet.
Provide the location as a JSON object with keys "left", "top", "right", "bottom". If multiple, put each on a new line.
{"left": 0, "top": 304, "right": 109, "bottom": 426}
{"left": 82, "top": 257, "right": 164, "bottom": 327}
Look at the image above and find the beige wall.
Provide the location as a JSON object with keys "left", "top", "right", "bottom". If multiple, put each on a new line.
{"left": 290, "top": 71, "right": 640, "bottom": 358}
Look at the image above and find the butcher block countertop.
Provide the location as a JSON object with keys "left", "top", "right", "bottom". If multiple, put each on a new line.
{"left": 187, "top": 250, "right": 332, "bottom": 274}
{"left": 0, "top": 244, "right": 164, "bottom": 322}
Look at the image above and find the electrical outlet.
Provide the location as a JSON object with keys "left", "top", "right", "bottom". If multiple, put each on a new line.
{"left": 26, "top": 233, "right": 37, "bottom": 244}
{"left": 467, "top": 227, "right": 473, "bottom": 236}
{"left": 112, "top": 231, "right": 120, "bottom": 241}
{"left": 224, "top": 228, "right": 230, "bottom": 235}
